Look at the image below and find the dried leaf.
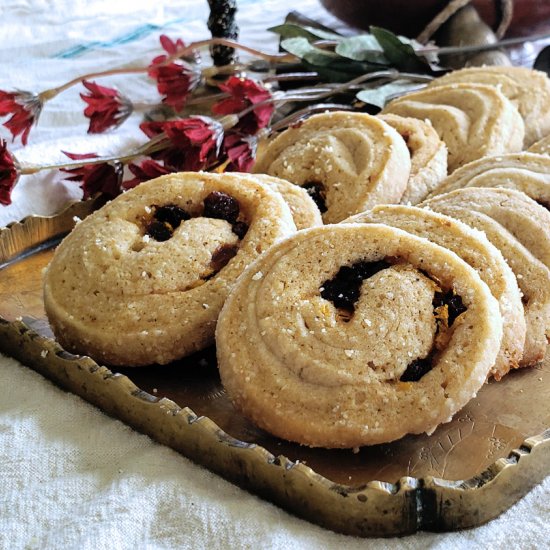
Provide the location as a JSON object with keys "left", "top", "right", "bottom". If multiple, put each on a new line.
{"left": 370, "top": 27, "right": 428, "bottom": 72}
{"left": 269, "top": 23, "right": 341, "bottom": 41}
{"left": 356, "top": 80, "right": 423, "bottom": 108}
{"left": 335, "top": 35, "right": 387, "bottom": 64}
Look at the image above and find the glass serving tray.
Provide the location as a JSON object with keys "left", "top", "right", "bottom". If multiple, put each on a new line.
{"left": 0, "top": 200, "right": 548, "bottom": 537}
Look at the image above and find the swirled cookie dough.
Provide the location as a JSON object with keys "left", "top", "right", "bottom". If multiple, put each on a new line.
{"left": 378, "top": 114, "right": 448, "bottom": 204}
{"left": 383, "top": 83, "right": 524, "bottom": 172}
{"left": 217, "top": 224, "right": 502, "bottom": 448}
{"left": 43, "top": 172, "right": 296, "bottom": 366}
{"left": 345, "top": 205, "right": 524, "bottom": 380}
{"left": 253, "top": 111, "right": 411, "bottom": 223}
{"left": 429, "top": 66, "right": 550, "bottom": 146}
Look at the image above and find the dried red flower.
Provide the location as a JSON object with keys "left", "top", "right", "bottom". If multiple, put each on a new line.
{"left": 62, "top": 151, "right": 123, "bottom": 199}
{"left": 223, "top": 132, "right": 257, "bottom": 173}
{"left": 123, "top": 159, "right": 172, "bottom": 190}
{"left": 140, "top": 116, "right": 224, "bottom": 172}
{"left": 0, "top": 90, "right": 43, "bottom": 145}
{"left": 0, "top": 139, "right": 19, "bottom": 205}
{"left": 148, "top": 35, "right": 200, "bottom": 112}
{"left": 212, "top": 76, "right": 273, "bottom": 135}
{"left": 80, "top": 80, "right": 133, "bottom": 134}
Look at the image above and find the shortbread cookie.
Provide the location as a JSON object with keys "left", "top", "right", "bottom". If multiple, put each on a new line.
{"left": 383, "top": 83, "right": 525, "bottom": 172}
{"left": 528, "top": 135, "right": 550, "bottom": 156}
{"left": 424, "top": 187, "right": 550, "bottom": 270}
{"left": 345, "top": 205, "right": 524, "bottom": 380}
{"left": 429, "top": 66, "right": 550, "bottom": 146}
{"left": 423, "top": 199, "right": 550, "bottom": 366}
{"left": 237, "top": 173, "right": 322, "bottom": 229}
{"left": 253, "top": 111, "right": 411, "bottom": 223}
{"left": 428, "top": 153, "right": 550, "bottom": 206}
{"left": 378, "top": 114, "right": 448, "bottom": 204}
{"left": 44, "top": 172, "right": 296, "bottom": 366}
{"left": 217, "top": 224, "right": 502, "bottom": 448}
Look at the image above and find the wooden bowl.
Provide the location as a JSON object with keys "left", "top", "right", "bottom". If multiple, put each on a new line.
{"left": 319, "top": 0, "right": 550, "bottom": 37}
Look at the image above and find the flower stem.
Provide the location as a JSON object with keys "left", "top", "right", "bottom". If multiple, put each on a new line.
{"left": 18, "top": 132, "right": 170, "bottom": 175}
{"left": 37, "top": 38, "right": 297, "bottom": 102}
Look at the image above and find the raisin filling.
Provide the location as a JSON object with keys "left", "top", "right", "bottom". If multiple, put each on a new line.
{"left": 203, "top": 191, "right": 249, "bottom": 238}
{"left": 399, "top": 353, "right": 435, "bottom": 382}
{"left": 399, "top": 290, "right": 466, "bottom": 382}
{"left": 143, "top": 193, "right": 249, "bottom": 242}
{"left": 210, "top": 244, "right": 239, "bottom": 272}
{"left": 302, "top": 181, "right": 328, "bottom": 214}
{"left": 320, "top": 260, "right": 390, "bottom": 313}
{"left": 145, "top": 204, "right": 190, "bottom": 241}
{"left": 433, "top": 290, "right": 467, "bottom": 326}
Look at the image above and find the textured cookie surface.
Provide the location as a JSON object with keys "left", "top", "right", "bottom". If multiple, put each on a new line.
{"left": 428, "top": 152, "right": 550, "bottom": 206}
{"left": 429, "top": 66, "right": 550, "bottom": 146}
{"left": 253, "top": 111, "right": 411, "bottom": 223}
{"left": 425, "top": 187, "right": 550, "bottom": 271}
{"left": 345, "top": 205, "right": 524, "bottom": 380}
{"left": 236, "top": 173, "right": 322, "bottom": 230}
{"left": 528, "top": 135, "right": 550, "bottom": 156}
{"left": 378, "top": 114, "right": 448, "bottom": 204}
{"left": 43, "top": 172, "right": 296, "bottom": 366}
{"left": 423, "top": 197, "right": 550, "bottom": 366}
{"left": 383, "top": 83, "right": 524, "bottom": 172}
{"left": 217, "top": 224, "right": 502, "bottom": 448}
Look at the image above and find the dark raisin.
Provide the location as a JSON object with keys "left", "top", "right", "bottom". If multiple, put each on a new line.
{"left": 433, "top": 290, "right": 466, "bottom": 326}
{"left": 321, "top": 260, "right": 390, "bottom": 313}
{"left": 302, "top": 181, "right": 327, "bottom": 214}
{"left": 400, "top": 356, "right": 433, "bottom": 382}
{"left": 154, "top": 204, "right": 190, "bottom": 228}
{"left": 210, "top": 244, "right": 238, "bottom": 271}
{"left": 146, "top": 220, "right": 172, "bottom": 242}
{"left": 536, "top": 200, "right": 550, "bottom": 212}
{"left": 203, "top": 191, "right": 240, "bottom": 223}
{"left": 232, "top": 221, "right": 249, "bottom": 239}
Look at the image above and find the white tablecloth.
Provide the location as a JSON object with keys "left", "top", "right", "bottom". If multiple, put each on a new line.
{"left": 1, "top": 1, "right": 548, "bottom": 548}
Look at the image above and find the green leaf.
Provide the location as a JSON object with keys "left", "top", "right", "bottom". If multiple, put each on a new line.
{"left": 370, "top": 27, "right": 428, "bottom": 72}
{"left": 268, "top": 23, "right": 341, "bottom": 42}
{"left": 335, "top": 35, "right": 388, "bottom": 64}
{"left": 356, "top": 80, "right": 423, "bottom": 108}
{"left": 280, "top": 37, "right": 340, "bottom": 66}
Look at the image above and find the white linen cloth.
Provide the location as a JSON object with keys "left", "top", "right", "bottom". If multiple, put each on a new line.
{"left": 0, "top": 1, "right": 548, "bottom": 548}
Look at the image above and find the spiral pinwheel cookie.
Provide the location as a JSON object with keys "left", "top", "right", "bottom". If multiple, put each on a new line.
{"left": 428, "top": 153, "right": 550, "bottom": 206}
{"left": 253, "top": 111, "right": 411, "bottom": 223}
{"left": 423, "top": 200, "right": 550, "bottom": 366}
{"left": 217, "top": 224, "right": 502, "bottom": 448}
{"left": 345, "top": 205, "right": 524, "bottom": 380}
{"left": 383, "top": 83, "right": 524, "bottom": 172}
{"left": 429, "top": 66, "right": 550, "bottom": 146}
{"left": 378, "top": 114, "right": 448, "bottom": 204}
{"left": 236, "top": 173, "right": 322, "bottom": 230}
{"left": 424, "top": 187, "right": 550, "bottom": 270}
{"left": 528, "top": 135, "right": 550, "bottom": 156}
{"left": 43, "top": 172, "right": 296, "bottom": 366}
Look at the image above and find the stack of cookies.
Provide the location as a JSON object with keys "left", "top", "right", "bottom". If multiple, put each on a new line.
{"left": 44, "top": 65, "right": 550, "bottom": 449}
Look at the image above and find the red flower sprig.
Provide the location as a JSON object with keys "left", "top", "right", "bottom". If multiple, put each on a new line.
{"left": 61, "top": 152, "right": 123, "bottom": 199}
{"left": 223, "top": 132, "right": 257, "bottom": 172}
{"left": 0, "top": 90, "right": 43, "bottom": 145}
{"left": 80, "top": 80, "right": 133, "bottom": 134}
{"left": 140, "top": 116, "right": 224, "bottom": 172}
{"left": 0, "top": 139, "right": 19, "bottom": 205}
{"left": 212, "top": 76, "right": 273, "bottom": 135}
{"left": 124, "top": 159, "right": 171, "bottom": 189}
{"left": 148, "top": 35, "right": 201, "bottom": 112}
